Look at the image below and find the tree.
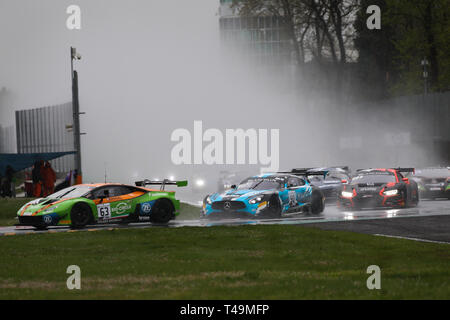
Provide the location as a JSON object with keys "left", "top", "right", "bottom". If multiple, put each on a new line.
{"left": 354, "top": 0, "right": 450, "bottom": 98}
{"left": 231, "top": 0, "right": 359, "bottom": 98}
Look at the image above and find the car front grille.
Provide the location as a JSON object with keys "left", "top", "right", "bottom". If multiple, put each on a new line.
{"left": 18, "top": 216, "right": 43, "bottom": 226}
{"left": 211, "top": 201, "right": 246, "bottom": 211}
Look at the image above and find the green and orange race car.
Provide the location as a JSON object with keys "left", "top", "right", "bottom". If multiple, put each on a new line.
{"left": 17, "top": 179, "right": 187, "bottom": 230}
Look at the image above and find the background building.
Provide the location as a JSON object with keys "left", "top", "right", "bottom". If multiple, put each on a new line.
{"left": 0, "top": 125, "right": 15, "bottom": 153}
{"left": 218, "top": 0, "right": 294, "bottom": 72}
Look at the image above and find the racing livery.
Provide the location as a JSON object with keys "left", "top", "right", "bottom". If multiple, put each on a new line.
{"left": 17, "top": 179, "right": 187, "bottom": 229}
{"left": 202, "top": 172, "right": 325, "bottom": 219}
{"left": 409, "top": 167, "right": 450, "bottom": 199}
{"left": 338, "top": 168, "right": 419, "bottom": 210}
{"left": 301, "top": 166, "right": 351, "bottom": 202}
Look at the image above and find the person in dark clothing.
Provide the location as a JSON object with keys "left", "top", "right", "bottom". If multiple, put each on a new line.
{"left": 1, "top": 166, "right": 15, "bottom": 197}
{"left": 5, "top": 165, "right": 14, "bottom": 197}
{"left": 0, "top": 173, "right": 4, "bottom": 198}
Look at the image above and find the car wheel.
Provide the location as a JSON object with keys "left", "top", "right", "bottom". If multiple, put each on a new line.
{"left": 310, "top": 191, "right": 324, "bottom": 215}
{"left": 70, "top": 203, "right": 93, "bottom": 229}
{"left": 266, "top": 195, "right": 281, "bottom": 218}
{"left": 149, "top": 199, "right": 174, "bottom": 224}
{"left": 412, "top": 188, "right": 419, "bottom": 206}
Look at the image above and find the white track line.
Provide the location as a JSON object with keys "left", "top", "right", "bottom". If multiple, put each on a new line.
{"left": 374, "top": 234, "right": 450, "bottom": 244}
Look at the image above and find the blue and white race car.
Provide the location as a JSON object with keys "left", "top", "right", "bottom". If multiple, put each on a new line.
{"left": 201, "top": 172, "right": 326, "bottom": 219}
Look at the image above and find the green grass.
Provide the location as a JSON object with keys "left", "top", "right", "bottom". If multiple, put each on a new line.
{"left": 0, "top": 225, "right": 449, "bottom": 299}
{"left": 0, "top": 198, "right": 33, "bottom": 226}
{"left": 179, "top": 202, "right": 201, "bottom": 220}
{"left": 0, "top": 199, "right": 200, "bottom": 226}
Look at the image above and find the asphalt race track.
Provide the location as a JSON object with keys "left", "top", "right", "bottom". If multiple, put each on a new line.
{"left": 1, "top": 200, "right": 449, "bottom": 243}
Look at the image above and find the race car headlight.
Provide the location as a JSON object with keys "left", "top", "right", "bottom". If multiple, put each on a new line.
{"left": 205, "top": 196, "right": 212, "bottom": 205}
{"left": 341, "top": 191, "right": 354, "bottom": 199}
{"left": 383, "top": 189, "right": 399, "bottom": 196}
{"left": 249, "top": 196, "right": 264, "bottom": 204}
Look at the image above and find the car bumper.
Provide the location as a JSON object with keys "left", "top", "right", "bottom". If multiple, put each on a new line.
{"left": 17, "top": 213, "right": 60, "bottom": 227}
{"left": 202, "top": 201, "right": 268, "bottom": 218}
{"left": 338, "top": 193, "right": 405, "bottom": 209}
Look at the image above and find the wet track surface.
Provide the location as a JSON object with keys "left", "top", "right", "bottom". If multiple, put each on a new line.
{"left": 1, "top": 200, "right": 449, "bottom": 241}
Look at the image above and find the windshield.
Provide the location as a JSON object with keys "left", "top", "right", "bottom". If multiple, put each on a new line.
{"left": 308, "top": 172, "right": 348, "bottom": 183}
{"left": 326, "top": 172, "right": 349, "bottom": 181}
{"left": 308, "top": 176, "right": 324, "bottom": 183}
{"left": 237, "top": 178, "right": 282, "bottom": 191}
{"left": 47, "top": 185, "right": 93, "bottom": 199}
{"left": 352, "top": 173, "right": 397, "bottom": 184}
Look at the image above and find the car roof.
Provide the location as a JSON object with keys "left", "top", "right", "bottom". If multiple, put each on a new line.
{"left": 250, "top": 173, "right": 298, "bottom": 179}
{"left": 357, "top": 168, "right": 396, "bottom": 174}
{"left": 78, "top": 183, "right": 127, "bottom": 188}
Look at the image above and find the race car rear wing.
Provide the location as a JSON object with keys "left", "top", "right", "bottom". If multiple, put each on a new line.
{"left": 290, "top": 169, "right": 328, "bottom": 177}
{"left": 278, "top": 169, "right": 329, "bottom": 179}
{"left": 290, "top": 166, "right": 349, "bottom": 173}
{"left": 135, "top": 179, "right": 188, "bottom": 191}
{"left": 330, "top": 166, "right": 350, "bottom": 172}
{"left": 356, "top": 168, "right": 415, "bottom": 174}
{"left": 391, "top": 167, "right": 415, "bottom": 174}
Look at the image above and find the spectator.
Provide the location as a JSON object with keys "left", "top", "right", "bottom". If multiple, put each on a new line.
{"left": 42, "top": 161, "right": 56, "bottom": 197}
{"left": 0, "top": 172, "right": 4, "bottom": 198}
{"left": 5, "top": 165, "right": 15, "bottom": 197}
{"left": 1, "top": 166, "right": 15, "bottom": 198}
{"left": 32, "top": 161, "right": 43, "bottom": 197}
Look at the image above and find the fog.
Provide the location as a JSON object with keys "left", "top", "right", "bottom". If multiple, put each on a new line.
{"left": 0, "top": 0, "right": 440, "bottom": 201}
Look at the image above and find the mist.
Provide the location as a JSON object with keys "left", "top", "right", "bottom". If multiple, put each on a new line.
{"left": 0, "top": 0, "right": 440, "bottom": 201}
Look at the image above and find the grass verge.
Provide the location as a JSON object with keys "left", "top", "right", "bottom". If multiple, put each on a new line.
{"left": 0, "top": 198, "right": 33, "bottom": 226}
{"left": 0, "top": 225, "right": 448, "bottom": 299}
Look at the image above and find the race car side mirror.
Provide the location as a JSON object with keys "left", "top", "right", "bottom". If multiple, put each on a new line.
{"left": 341, "top": 179, "right": 348, "bottom": 184}
{"left": 402, "top": 178, "right": 409, "bottom": 183}
{"left": 230, "top": 184, "right": 237, "bottom": 189}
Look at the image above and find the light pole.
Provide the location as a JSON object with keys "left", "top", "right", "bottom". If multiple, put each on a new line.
{"left": 421, "top": 57, "right": 429, "bottom": 95}
{"left": 71, "top": 47, "right": 84, "bottom": 184}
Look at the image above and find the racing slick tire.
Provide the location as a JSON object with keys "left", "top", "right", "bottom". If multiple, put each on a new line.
{"left": 266, "top": 195, "right": 282, "bottom": 218}
{"left": 149, "top": 199, "right": 174, "bottom": 224}
{"left": 410, "top": 187, "right": 419, "bottom": 207}
{"left": 309, "top": 190, "right": 324, "bottom": 215}
{"left": 70, "top": 202, "right": 93, "bottom": 229}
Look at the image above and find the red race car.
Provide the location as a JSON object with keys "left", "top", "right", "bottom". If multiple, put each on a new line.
{"left": 338, "top": 168, "right": 419, "bottom": 210}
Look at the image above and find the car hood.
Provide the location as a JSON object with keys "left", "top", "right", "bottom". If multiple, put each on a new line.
{"left": 210, "top": 189, "right": 270, "bottom": 202}
{"left": 17, "top": 197, "right": 70, "bottom": 216}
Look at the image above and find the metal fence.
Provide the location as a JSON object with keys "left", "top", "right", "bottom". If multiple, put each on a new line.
{"left": 15, "top": 102, "right": 75, "bottom": 173}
